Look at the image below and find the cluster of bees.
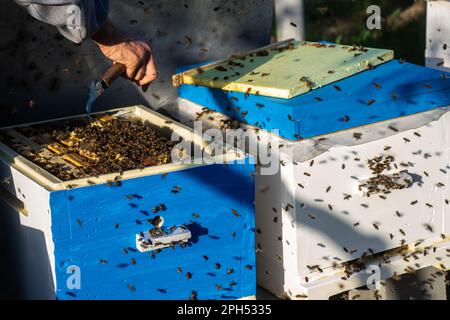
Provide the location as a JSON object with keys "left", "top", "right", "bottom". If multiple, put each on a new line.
{"left": 359, "top": 154, "right": 409, "bottom": 196}
{"left": 1, "top": 116, "right": 177, "bottom": 181}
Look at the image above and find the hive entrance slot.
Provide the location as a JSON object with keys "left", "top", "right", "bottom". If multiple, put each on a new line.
{"left": 136, "top": 225, "right": 192, "bottom": 252}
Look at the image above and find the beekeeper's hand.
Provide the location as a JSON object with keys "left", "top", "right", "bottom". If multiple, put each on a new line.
{"left": 92, "top": 19, "right": 158, "bottom": 90}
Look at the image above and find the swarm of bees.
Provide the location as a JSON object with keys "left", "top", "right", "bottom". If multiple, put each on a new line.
{"left": 0, "top": 116, "right": 177, "bottom": 181}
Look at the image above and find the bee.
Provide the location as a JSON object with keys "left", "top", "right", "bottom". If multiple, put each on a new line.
{"left": 399, "top": 229, "right": 406, "bottom": 236}
{"left": 388, "top": 125, "right": 399, "bottom": 133}
{"left": 343, "top": 247, "right": 349, "bottom": 253}
{"left": 304, "top": 276, "right": 309, "bottom": 283}
{"left": 215, "top": 263, "right": 221, "bottom": 270}
{"left": 130, "top": 258, "right": 136, "bottom": 266}
{"left": 189, "top": 290, "right": 198, "bottom": 300}
{"left": 384, "top": 146, "right": 391, "bottom": 151}
{"left": 76, "top": 219, "right": 83, "bottom": 227}
{"left": 373, "top": 83, "right": 381, "bottom": 89}
{"left": 373, "top": 223, "right": 380, "bottom": 230}
{"left": 310, "top": 160, "right": 314, "bottom": 167}
{"left": 353, "top": 132, "right": 362, "bottom": 140}
{"left": 343, "top": 194, "right": 351, "bottom": 200}
{"left": 389, "top": 233, "right": 394, "bottom": 240}
{"left": 403, "top": 138, "right": 411, "bottom": 143}
{"left": 334, "top": 85, "right": 342, "bottom": 91}
{"left": 308, "top": 214, "right": 316, "bottom": 220}
{"left": 315, "top": 97, "right": 323, "bottom": 102}
{"left": 185, "top": 272, "right": 192, "bottom": 279}
{"left": 424, "top": 224, "right": 434, "bottom": 232}
{"left": 328, "top": 204, "right": 333, "bottom": 211}
{"left": 424, "top": 171, "right": 429, "bottom": 177}
{"left": 127, "top": 284, "right": 136, "bottom": 292}
{"left": 231, "top": 209, "right": 240, "bottom": 217}
{"left": 1, "top": 176, "right": 11, "bottom": 184}
{"left": 353, "top": 222, "right": 360, "bottom": 227}
{"left": 414, "top": 132, "right": 421, "bottom": 137}
{"left": 410, "top": 200, "right": 418, "bottom": 205}
{"left": 192, "top": 213, "right": 200, "bottom": 218}
{"left": 423, "top": 84, "right": 432, "bottom": 89}
{"left": 341, "top": 164, "right": 346, "bottom": 170}
{"left": 226, "top": 268, "right": 235, "bottom": 275}
{"left": 245, "top": 264, "right": 253, "bottom": 270}
{"left": 304, "top": 172, "right": 311, "bottom": 177}
{"left": 99, "top": 259, "right": 108, "bottom": 264}
{"left": 290, "top": 21, "right": 298, "bottom": 27}
{"left": 298, "top": 183, "right": 304, "bottom": 189}
{"left": 426, "top": 203, "right": 433, "bottom": 208}
{"left": 171, "top": 185, "right": 182, "bottom": 194}
{"left": 341, "top": 115, "right": 350, "bottom": 122}
{"left": 152, "top": 216, "right": 164, "bottom": 228}
{"left": 229, "top": 280, "right": 237, "bottom": 287}
{"left": 326, "top": 186, "right": 331, "bottom": 193}
{"left": 366, "top": 99, "right": 376, "bottom": 106}
{"left": 215, "top": 284, "right": 223, "bottom": 291}
{"left": 436, "top": 182, "right": 445, "bottom": 188}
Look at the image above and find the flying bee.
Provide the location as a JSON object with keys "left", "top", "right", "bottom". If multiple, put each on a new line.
{"left": 436, "top": 182, "right": 445, "bottom": 188}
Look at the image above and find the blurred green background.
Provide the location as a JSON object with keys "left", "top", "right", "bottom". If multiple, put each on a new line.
{"left": 303, "top": 0, "right": 426, "bottom": 65}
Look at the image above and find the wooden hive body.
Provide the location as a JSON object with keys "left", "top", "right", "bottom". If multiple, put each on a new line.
{"left": 0, "top": 106, "right": 256, "bottom": 300}
{"left": 174, "top": 56, "right": 450, "bottom": 299}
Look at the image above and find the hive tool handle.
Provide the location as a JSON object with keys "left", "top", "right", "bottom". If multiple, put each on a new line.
{"left": 101, "top": 63, "right": 127, "bottom": 89}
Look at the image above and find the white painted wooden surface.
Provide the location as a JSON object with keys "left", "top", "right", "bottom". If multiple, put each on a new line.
{"left": 275, "top": 0, "right": 305, "bottom": 41}
{"left": 172, "top": 98, "right": 450, "bottom": 299}
{"left": 426, "top": 1, "right": 450, "bottom": 71}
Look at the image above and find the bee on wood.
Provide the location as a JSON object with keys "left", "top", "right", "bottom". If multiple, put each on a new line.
{"left": 185, "top": 272, "right": 192, "bottom": 279}
{"left": 189, "top": 290, "right": 198, "bottom": 300}
{"left": 308, "top": 214, "right": 316, "bottom": 220}
{"left": 373, "top": 83, "right": 381, "bottom": 89}
{"left": 426, "top": 203, "right": 433, "bottom": 208}
{"left": 388, "top": 125, "right": 399, "bottom": 133}
{"left": 403, "top": 137, "right": 410, "bottom": 143}
{"left": 399, "top": 229, "right": 406, "bottom": 236}
{"left": 343, "top": 194, "right": 351, "bottom": 200}
{"left": 231, "top": 209, "right": 240, "bottom": 217}
{"left": 424, "top": 224, "right": 434, "bottom": 232}
{"left": 315, "top": 97, "right": 323, "bottom": 102}
{"left": 298, "top": 183, "right": 304, "bottom": 189}
{"left": 333, "top": 85, "right": 342, "bottom": 91}
{"left": 304, "top": 172, "right": 311, "bottom": 177}
{"left": 326, "top": 186, "right": 331, "bottom": 193}
{"left": 353, "top": 222, "right": 360, "bottom": 227}
{"left": 245, "top": 265, "right": 253, "bottom": 270}
{"left": 177, "top": 266, "right": 183, "bottom": 274}
{"left": 99, "top": 259, "right": 108, "bottom": 264}
{"left": 410, "top": 200, "right": 418, "bottom": 205}
{"left": 373, "top": 223, "right": 380, "bottom": 230}
{"left": 353, "top": 132, "right": 362, "bottom": 140}
{"left": 215, "top": 263, "right": 221, "bottom": 270}
{"left": 229, "top": 280, "right": 237, "bottom": 287}
{"left": 76, "top": 219, "right": 83, "bottom": 227}
{"left": 366, "top": 99, "right": 376, "bottom": 106}
{"left": 328, "top": 204, "right": 333, "bottom": 211}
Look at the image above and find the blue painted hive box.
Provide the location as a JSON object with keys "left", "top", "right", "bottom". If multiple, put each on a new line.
{"left": 0, "top": 105, "right": 255, "bottom": 300}
{"left": 177, "top": 60, "right": 450, "bottom": 140}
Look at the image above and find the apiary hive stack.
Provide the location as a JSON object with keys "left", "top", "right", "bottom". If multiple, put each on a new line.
{"left": 425, "top": 1, "right": 450, "bottom": 72}
{"left": 173, "top": 40, "right": 450, "bottom": 299}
